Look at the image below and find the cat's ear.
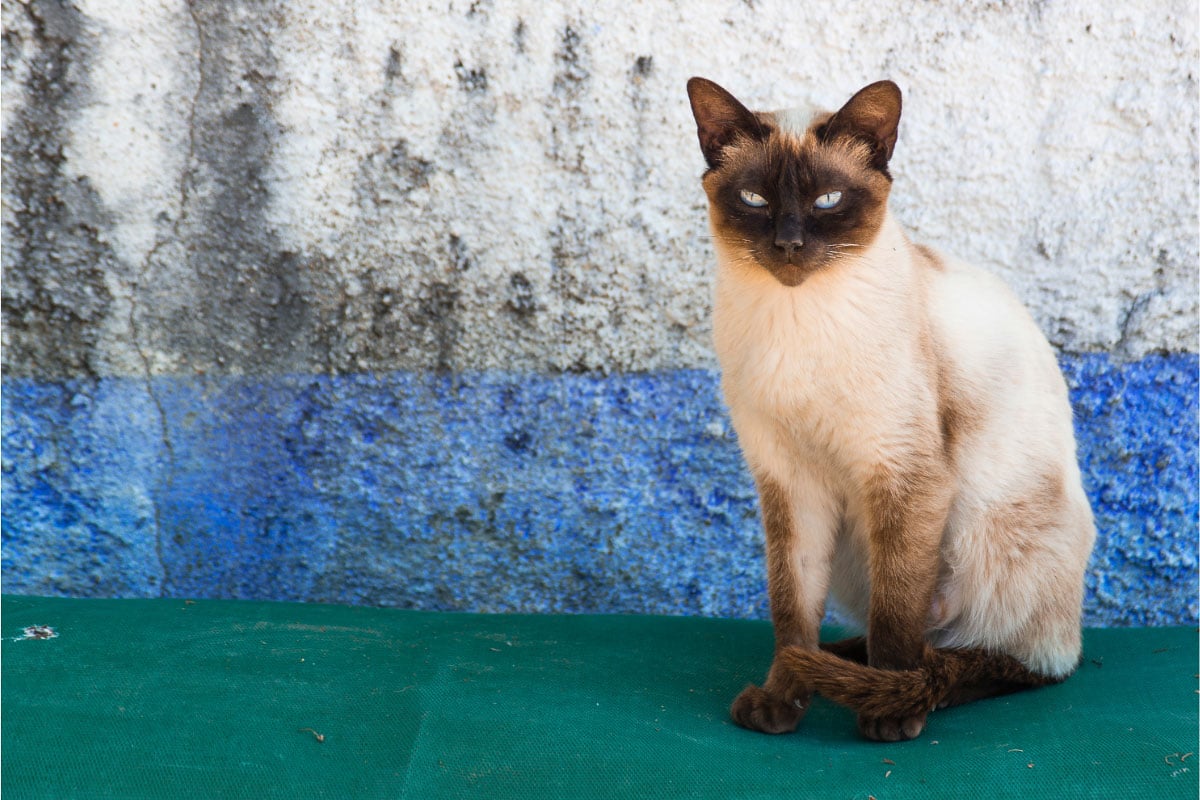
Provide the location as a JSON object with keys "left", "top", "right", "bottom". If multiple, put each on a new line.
{"left": 687, "top": 77, "right": 765, "bottom": 169}
{"left": 821, "top": 80, "right": 902, "bottom": 171}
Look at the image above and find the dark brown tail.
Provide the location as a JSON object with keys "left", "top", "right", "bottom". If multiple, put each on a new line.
{"left": 778, "top": 644, "right": 1066, "bottom": 719}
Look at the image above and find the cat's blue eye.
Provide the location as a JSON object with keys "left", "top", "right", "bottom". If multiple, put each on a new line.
{"left": 814, "top": 191, "right": 842, "bottom": 210}
{"left": 739, "top": 190, "right": 768, "bottom": 208}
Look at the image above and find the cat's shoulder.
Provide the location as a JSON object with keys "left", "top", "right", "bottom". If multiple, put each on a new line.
{"left": 912, "top": 241, "right": 1019, "bottom": 305}
{"left": 915, "top": 241, "right": 1062, "bottom": 386}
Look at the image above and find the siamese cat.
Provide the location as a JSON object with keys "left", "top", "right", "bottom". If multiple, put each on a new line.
{"left": 686, "top": 77, "right": 1095, "bottom": 742}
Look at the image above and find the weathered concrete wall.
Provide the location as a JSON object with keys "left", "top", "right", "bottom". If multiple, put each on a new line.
{"left": 5, "top": 0, "right": 1197, "bottom": 376}
{"left": 3, "top": 0, "right": 1197, "bottom": 625}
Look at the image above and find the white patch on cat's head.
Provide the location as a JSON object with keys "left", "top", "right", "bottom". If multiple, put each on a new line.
{"left": 772, "top": 102, "right": 824, "bottom": 138}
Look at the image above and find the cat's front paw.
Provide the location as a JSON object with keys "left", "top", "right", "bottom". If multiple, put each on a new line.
{"left": 730, "top": 684, "right": 808, "bottom": 734}
{"left": 856, "top": 711, "right": 928, "bottom": 742}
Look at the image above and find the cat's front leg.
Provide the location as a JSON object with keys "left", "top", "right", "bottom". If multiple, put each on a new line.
{"left": 858, "top": 462, "right": 952, "bottom": 742}
{"left": 731, "top": 471, "right": 837, "bottom": 734}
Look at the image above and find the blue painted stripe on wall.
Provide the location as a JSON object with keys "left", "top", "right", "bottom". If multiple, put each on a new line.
{"left": 2, "top": 354, "right": 1196, "bottom": 626}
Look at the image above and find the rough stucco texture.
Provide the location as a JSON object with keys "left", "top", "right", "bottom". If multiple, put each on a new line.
{"left": 2, "top": 1, "right": 1197, "bottom": 625}
{"left": 1, "top": 358, "right": 1197, "bottom": 626}
{"left": 3, "top": 0, "right": 1197, "bottom": 375}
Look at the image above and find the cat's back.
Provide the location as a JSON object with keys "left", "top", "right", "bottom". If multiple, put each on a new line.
{"left": 921, "top": 246, "right": 1071, "bottom": 425}
{"left": 918, "top": 245, "right": 1095, "bottom": 673}
{"left": 921, "top": 246, "right": 1085, "bottom": 496}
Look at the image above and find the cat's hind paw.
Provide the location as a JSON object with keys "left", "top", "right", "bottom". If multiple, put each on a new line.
{"left": 730, "top": 684, "right": 807, "bottom": 734}
{"left": 856, "top": 711, "right": 928, "bottom": 742}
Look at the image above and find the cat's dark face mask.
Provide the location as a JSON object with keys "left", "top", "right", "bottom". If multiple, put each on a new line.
{"left": 687, "top": 78, "right": 901, "bottom": 287}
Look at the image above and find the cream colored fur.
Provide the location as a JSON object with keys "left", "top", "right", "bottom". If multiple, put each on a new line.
{"left": 712, "top": 208, "right": 1095, "bottom": 678}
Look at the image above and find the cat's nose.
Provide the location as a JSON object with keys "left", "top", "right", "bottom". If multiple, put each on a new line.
{"left": 774, "top": 234, "right": 804, "bottom": 259}
{"left": 774, "top": 216, "right": 804, "bottom": 259}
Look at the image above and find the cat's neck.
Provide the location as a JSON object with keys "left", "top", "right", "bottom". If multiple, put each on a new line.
{"left": 711, "top": 207, "right": 928, "bottom": 374}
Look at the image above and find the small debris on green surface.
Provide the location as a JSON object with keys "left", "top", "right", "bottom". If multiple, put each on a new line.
{"left": 299, "top": 728, "right": 325, "bottom": 744}
{"left": 16, "top": 625, "right": 57, "bottom": 641}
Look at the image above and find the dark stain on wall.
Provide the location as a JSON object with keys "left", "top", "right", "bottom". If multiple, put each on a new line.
{"left": 385, "top": 42, "right": 404, "bottom": 84}
{"left": 633, "top": 54, "right": 653, "bottom": 79}
{"left": 503, "top": 429, "right": 533, "bottom": 454}
{"left": 1, "top": 1, "right": 117, "bottom": 379}
{"left": 506, "top": 273, "right": 537, "bottom": 319}
{"left": 553, "top": 24, "right": 586, "bottom": 97}
{"left": 542, "top": 22, "right": 611, "bottom": 372}
{"left": 628, "top": 54, "right": 655, "bottom": 189}
{"left": 141, "top": 1, "right": 311, "bottom": 375}
{"left": 4, "top": 1, "right": 453, "bottom": 380}
{"left": 410, "top": 281, "right": 462, "bottom": 373}
{"left": 381, "top": 139, "right": 435, "bottom": 199}
{"left": 513, "top": 19, "right": 527, "bottom": 54}
{"left": 466, "top": 0, "right": 493, "bottom": 20}
{"left": 546, "top": 22, "right": 588, "bottom": 172}
{"left": 448, "top": 234, "right": 473, "bottom": 273}
{"left": 454, "top": 59, "right": 488, "bottom": 93}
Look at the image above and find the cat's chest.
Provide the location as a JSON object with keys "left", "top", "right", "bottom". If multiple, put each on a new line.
{"left": 712, "top": 269, "right": 923, "bottom": 465}
{"left": 714, "top": 279, "right": 884, "bottom": 414}
{"left": 716, "top": 312, "right": 837, "bottom": 417}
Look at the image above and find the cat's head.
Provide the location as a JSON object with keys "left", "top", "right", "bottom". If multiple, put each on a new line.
{"left": 686, "top": 78, "right": 902, "bottom": 287}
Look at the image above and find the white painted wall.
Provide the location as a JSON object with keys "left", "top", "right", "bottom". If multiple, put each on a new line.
{"left": 4, "top": 0, "right": 1196, "bottom": 375}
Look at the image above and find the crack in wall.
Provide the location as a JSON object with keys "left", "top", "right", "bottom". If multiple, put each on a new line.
{"left": 130, "top": 238, "right": 176, "bottom": 596}
{"left": 121, "top": 0, "right": 213, "bottom": 595}
{"left": 180, "top": 0, "right": 206, "bottom": 238}
{"left": 1113, "top": 253, "right": 1174, "bottom": 361}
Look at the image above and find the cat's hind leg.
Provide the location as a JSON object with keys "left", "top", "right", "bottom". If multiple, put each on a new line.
{"left": 778, "top": 644, "right": 1064, "bottom": 741}
{"left": 820, "top": 636, "right": 868, "bottom": 663}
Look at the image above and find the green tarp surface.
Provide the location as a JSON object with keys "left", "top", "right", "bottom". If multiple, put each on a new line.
{"left": 2, "top": 595, "right": 1196, "bottom": 799}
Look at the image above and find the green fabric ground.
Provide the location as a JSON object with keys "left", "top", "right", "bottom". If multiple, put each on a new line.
{"left": 2, "top": 596, "right": 1196, "bottom": 799}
